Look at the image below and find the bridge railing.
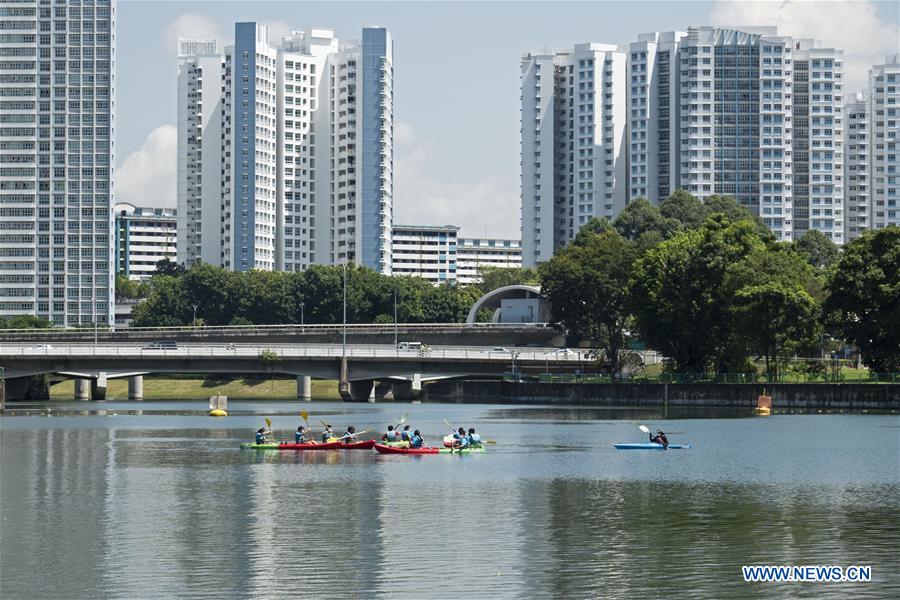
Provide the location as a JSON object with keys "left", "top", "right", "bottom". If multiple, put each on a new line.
{"left": 0, "top": 322, "right": 551, "bottom": 336}
{"left": 0, "top": 344, "right": 585, "bottom": 363}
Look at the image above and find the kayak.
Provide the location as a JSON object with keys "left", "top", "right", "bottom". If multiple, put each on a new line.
{"left": 240, "top": 440, "right": 376, "bottom": 450}
{"left": 381, "top": 440, "right": 410, "bottom": 448}
{"left": 374, "top": 443, "right": 485, "bottom": 455}
{"left": 613, "top": 443, "right": 691, "bottom": 450}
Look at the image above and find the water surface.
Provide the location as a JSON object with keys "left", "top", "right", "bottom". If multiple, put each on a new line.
{"left": 2, "top": 401, "right": 898, "bottom": 598}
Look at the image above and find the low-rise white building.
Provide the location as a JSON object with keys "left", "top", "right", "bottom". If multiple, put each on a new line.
{"left": 391, "top": 225, "right": 458, "bottom": 284}
{"left": 456, "top": 238, "right": 523, "bottom": 285}
{"left": 114, "top": 204, "right": 177, "bottom": 281}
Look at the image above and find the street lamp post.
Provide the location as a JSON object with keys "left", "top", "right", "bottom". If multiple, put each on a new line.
{"left": 300, "top": 302, "right": 304, "bottom": 326}
{"left": 393, "top": 287, "right": 398, "bottom": 348}
{"left": 192, "top": 304, "right": 198, "bottom": 327}
{"left": 342, "top": 262, "right": 347, "bottom": 359}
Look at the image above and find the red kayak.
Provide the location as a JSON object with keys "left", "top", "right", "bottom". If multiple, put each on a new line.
{"left": 374, "top": 443, "right": 440, "bottom": 455}
{"left": 274, "top": 440, "right": 376, "bottom": 450}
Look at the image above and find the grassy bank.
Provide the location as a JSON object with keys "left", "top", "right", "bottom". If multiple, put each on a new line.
{"left": 49, "top": 376, "right": 342, "bottom": 401}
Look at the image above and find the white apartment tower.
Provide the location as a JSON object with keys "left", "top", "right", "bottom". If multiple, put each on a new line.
{"left": 627, "top": 31, "right": 686, "bottom": 203}
{"left": 868, "top": 54, "right": 899, "bottom": 230}
{"left": 676, "top": 27, "right": 844, "bottom": 244}
{"left": 520, "top": 44, "right": 627, "bottom": 266}
{"left": 177, "top": 39, "right": 222, "bottom": 266}
{"left": 845, "top": 93, "right": 870, "bottom": 239}
{"left": 522, "top": 26, "right": 849, "bottom": 263}
{"left": 176, "top": 23, "right": 393, "bottom": 274}
{"left": 0, "top": 0, "right": 116, "bottom": 326}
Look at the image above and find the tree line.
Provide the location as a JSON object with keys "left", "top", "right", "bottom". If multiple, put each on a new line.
{"left": 129, "top": 262, "right": 513, "bottom": 327}
{"left": 540, "top": 191, "right": 899, "bottom": 376}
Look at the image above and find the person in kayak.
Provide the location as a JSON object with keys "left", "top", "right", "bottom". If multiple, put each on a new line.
{"left": 321, "top": 423, "right": 335, "bottom": 443}
{"left": 409, "top": 429, "right": 425, "bottom": 448}
{"left": 295, "top": 425, "right": 315, "bottom": 444}
{"left": 400, "top": 424, "right": 412, "bottom": 442}
{"left": 650, "top": 430, "right": 669, "bottom": 448}
{"left": 467, "top": 427, "right": 483, "bottom": 448}
{"left": 340, "top": 426, "right": 358, "bottom": 443}
{"left": 255, "top": 427, "right": 270, "bottom": 445}
{"left": 453, "top": 427, "right": 470, "bottom": 450}
{"left": 382, "top": 425, "right": 399, "bottom": 442}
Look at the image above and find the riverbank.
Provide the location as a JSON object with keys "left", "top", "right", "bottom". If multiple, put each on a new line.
{"left": 424, "top": 380, "right": 900, "bottom": 409}
{"left": 49, "top": 377, "right": 342, "bottom": 401}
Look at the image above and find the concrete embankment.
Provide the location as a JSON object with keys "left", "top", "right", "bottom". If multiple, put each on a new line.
{"left": 424, "top": 380, "right": 900, "bottom": 409}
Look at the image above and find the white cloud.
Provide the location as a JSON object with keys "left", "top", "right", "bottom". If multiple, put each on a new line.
{"left": 116, "top": 125, "right": 177, "bottom": 209}
{"left": 710, "top": 0, "right": 900, "bottom": 92}
{"left": 393, "top": 122, "right": 520, "bottom": 239}
{"left": 162, "top": 13, "right": 224, "bottom": 54}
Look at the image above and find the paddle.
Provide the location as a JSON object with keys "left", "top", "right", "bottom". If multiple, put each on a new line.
{"left": 443, "top": 418, "right": 494, "bottom": 445}
{"left": 328, "top": 428, "right": 374, "bottom": 443}
{"left": 639, "top": 424, "right": 650, "bottom": 434}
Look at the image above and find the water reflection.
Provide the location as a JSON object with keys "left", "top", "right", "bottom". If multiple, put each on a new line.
{"left": 1, "top": 409, "right": 898, "bottom": 598}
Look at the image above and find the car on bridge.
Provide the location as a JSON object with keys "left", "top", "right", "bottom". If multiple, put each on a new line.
{"left": 142, "top": 340, "right": 178, "bottom": 350}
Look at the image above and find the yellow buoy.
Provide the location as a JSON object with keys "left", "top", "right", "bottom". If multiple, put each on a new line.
{"left": 754, "top": 406, "right": 771, "bottom": 416}
{"left": 209, "top": 409, "right": 228, "bottom": 417}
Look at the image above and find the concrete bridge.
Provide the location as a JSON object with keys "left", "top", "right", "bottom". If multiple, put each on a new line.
{"left": 0, "top": 342, "right": 588, "bottom": 402}
{"left": 0, "top": 322, "right": 563, "bottom": 348}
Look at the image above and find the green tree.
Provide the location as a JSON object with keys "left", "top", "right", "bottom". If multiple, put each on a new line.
{"left": 154, "top": 258, "right": 185, "bottom": 277}
{"left": 475, "top": 266, "right": 540, "bottom": 293}
{"left": 0, "top": 315, "right": 52, "bottom": 329}
{"left": 181, "top": 263, "right": 239, "bottom": 325}
{"left": 540, "top": 226, "right": 637, "bottom": 375}
{"left": 731, "top": 282, "right": 819, "bottom": 376}
{"left": 130, "top": 275, "right": 189, "bottom": 327}
{"left": 702, "top": 194, "right": 773, "bottom": 240}
{"left": 792, "top": 229, "right": 840, "bottom": 270}
{"left": 115, "top": 275, "right": 149, "bottom": 300}
{"left": 824, "top": 228, "right": 900, "bottom": 372}
{"left": 613, "top": 197, "right": 677, "bottom": 242}
{"left": 659, "top": 189, "right": 708, "bottom": 230}
{"left": 629, "top": 216, "right": 766, "bottom": 373}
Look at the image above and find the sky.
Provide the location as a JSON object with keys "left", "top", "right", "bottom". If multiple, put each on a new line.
{"left": 115, "top": 0, "right": 900, "bottom": 239}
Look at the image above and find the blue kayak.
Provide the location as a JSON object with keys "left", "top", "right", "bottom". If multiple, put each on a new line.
{"left": 613, "top": 443, "right": 691, "bottom": 450}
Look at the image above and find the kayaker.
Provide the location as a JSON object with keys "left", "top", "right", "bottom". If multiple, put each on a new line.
{"left": 650, "top": 430, "right": 669, "bottom": 448}
{"left": 295, "top": 425, "right": 314, "bottom": 444}
{"left": 340, "top": 426, "right": 358, "bottom": 443}
{"left": 382, "top": 425, "right": 399, "bottom": 442}
{"left": 321, "top": 423, "right": 335, "bottom": 443}
{"left": 400, "top": 425, "right": 412, "bottom": 442}
{"left": 453, "top": 427, "right": 470, "bottom": 450}
{"left": 409, "top": 430, "right": 425, "bottom": 448}
{"left": 255, "top": 427, "right": 270, "bottom": 445}
{"left": 467, "top": 427, "right": 483, "bottom": 448}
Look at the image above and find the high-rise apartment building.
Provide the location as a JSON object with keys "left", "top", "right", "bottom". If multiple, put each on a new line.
{"left": 868, "top": 54, "right": 899, "bottom": 231}
{"left": 177, "top": 23, "right": 393, "bottom": 274}
{"left": 177, "top": 38, "right": 223, "bottom": 267}
{"left": 845, "top": 93, "right": 870, "bottom": 239}
{"left": 627, "top": 31, "right": 686, "bottom": 204}
{"left": 520, "top": 44, "right": 627, "bottom": 265}
{"left": 522, "top": 26, "right": 848, "bottom": 265}
{"left": 0, "top": 0, "right": 116, "bottom": 325}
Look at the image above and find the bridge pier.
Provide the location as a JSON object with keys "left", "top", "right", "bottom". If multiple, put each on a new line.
{"left": 392, "top": 375, "right": 423, "bottom": 401}
{"left": 128, "top": 375, "right": 143, "bottom": 401}
{"left": 348, "top": 380, "right": 375, "bottom": 402}
{"left": 75, "top": 378, "right": 90, "bottom": 401}
{"left": 297, "top": 375, "right": 311, "bottom": 401}
{"left": 90, "top": 374, "right": 107, "bottom": 401}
